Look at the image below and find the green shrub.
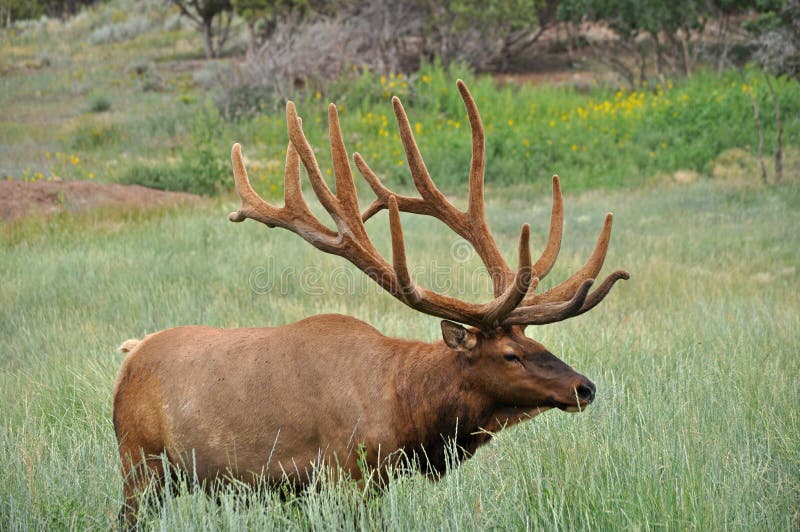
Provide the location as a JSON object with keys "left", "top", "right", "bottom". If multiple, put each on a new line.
{"left": 124, "top": 60, "right": 162, "bottom": 92}
{"left": 119, "top": 164, "right": 198, "bottom": 193}
{"left": 70, "top": 122, "right": 122, "bottom": 150}
{"left": 87, "top": 94, "right": 111, "bottom": 113}
{"left": 217, "top": 83, "right": 278, "bottom": 120}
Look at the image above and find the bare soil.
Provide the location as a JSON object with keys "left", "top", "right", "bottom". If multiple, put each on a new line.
{"left": 0, "top": 180, "right": 201, "bottom": 221}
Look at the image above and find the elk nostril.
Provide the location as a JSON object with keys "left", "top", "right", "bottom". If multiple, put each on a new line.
{"left": 575, "top": 382, "right": 595, "bottom": 403}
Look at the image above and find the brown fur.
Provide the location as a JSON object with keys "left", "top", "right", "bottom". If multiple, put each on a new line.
{"left": 113, "top": 314, "right": 594, "bottom": 524}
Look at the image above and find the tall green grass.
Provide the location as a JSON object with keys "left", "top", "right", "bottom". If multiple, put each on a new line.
{"left": 1, "top": 179, "right": 798, "bottom": 529}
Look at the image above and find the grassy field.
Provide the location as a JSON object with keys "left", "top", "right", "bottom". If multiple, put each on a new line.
{"left": 1, "top": 177, "right": 798, "bottom": 529}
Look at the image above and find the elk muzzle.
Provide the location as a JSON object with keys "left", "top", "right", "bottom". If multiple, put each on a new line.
{"left": 557, "top": 375, "right": 596, "bottom": 413}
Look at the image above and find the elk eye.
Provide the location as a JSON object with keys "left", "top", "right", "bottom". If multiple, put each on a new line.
{"left": 504, "top": 353, "right": 522, "bottom": 364}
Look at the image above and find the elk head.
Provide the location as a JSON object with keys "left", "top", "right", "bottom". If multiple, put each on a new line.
{"left": 440, "top": 321, "right": 597, "bottom": 413}
{"left": 229, "top": 80, "right": 628, "bottom": 414}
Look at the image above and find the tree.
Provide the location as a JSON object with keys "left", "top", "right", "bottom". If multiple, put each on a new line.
{"left": 747, "top": 0, "right": 800, "bottom": 79}
{"left": 559, "top": 0, "right": 702, "bottom": 86}
{"left": 170, "top": 0, "right": 233, "bottom": 59}
{"left": 424, "top": 0, "right": 558, "bottom": 72}
{"left": 741, "top": 0, "right": 798, "bottom": 183}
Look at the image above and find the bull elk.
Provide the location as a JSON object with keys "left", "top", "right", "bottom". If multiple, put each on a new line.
{"left": 113, "top": 80, "right": 629, "bottom": 525}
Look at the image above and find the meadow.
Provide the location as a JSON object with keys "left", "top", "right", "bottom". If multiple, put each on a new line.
{"left": 2, "top": 176, "right": 799, "bottom": 529}
{"left": 2, "top": 1, "right": 799, "bottom": 530}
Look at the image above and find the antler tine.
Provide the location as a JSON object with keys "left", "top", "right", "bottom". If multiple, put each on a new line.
{"left": 480, "top": 224, "right": 535, "bottom": 327}
{"left": 328, "top": 103, "right": 364, "bottom": 227}
{"left": 531, "top": 176, "right": 564, "bottom": 280}
{"left": 358, "top": 82, "right": 514, "bottom": 297}
{"left": 524, "top": 212, "right": 613, "bottom": 306}
{"left": 574, "top": 270, "right": 630, "bottom": 317}
{"left": 229, "top": 142, "right": 274, "bottom": 224}
{"left": 388, "top": 196, "right": 422, "bottom": 304}
{"left": 392, "top": 96, "right": 457, "bottom": 212}
{"left": 229, "top": 143, "right": 337, "bottom": 243}
{"left": 355, "top": 152, "right": 433, "bottom": 220}
{"left": 386, "top": 195, "right": 484, "bottom": 327}
{"left": 456, "top": 79, "right": 486, "bottom": 223}
{"left": 503, "top": 278, "right": 594, "bottom": 326}
{"left": 286, "top": 101, "right": 348, "bottom": 230}
{"left": 388, "top": 197, "right": 541, "bottom": 328}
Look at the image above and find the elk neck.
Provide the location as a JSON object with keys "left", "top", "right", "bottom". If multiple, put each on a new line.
{"left": 388, "top": 338, "right": 496, "bottom": 476}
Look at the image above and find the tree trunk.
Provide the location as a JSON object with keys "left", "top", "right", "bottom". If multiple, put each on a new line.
{"left": 746, "top": 87, "right": 768, "bottom": 184}
{"left": 246, "top": 21, "right": 256, "bottom": 60}
{"left": 764, "top": 74, "right": 783, "bottom": 182}
{"left": 202, "top": 18, "right": 215, "bottom": 59}
{"left": 716, "top": 15, "right": 731, "bottom": 74}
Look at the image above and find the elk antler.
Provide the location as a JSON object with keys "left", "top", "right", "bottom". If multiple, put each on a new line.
{"left": 230, "top": 81, "right": 628, "bottom": 329}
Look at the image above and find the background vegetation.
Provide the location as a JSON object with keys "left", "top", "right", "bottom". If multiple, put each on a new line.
{"left": 1, "top": 0, "right": 798, "bottom": 529}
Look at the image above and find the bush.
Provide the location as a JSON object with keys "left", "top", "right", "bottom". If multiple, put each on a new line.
{"left": 70, "top": 122, "right": 123, "bottom": 150}
{"left": 87, "top": 94, "right": 111, "bottom": 113}
{"left": 118, "top": 164, "right": 200, "bottom": 193}
{"left": 124, "top": 60, "right": 162, "bottom": 92}
{"left": 87, "top": 16, "right": 150, "bottom": 45}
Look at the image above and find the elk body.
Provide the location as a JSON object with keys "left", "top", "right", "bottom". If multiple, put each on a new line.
{"left": 113, "top": 81, "right": 629, "bottom": 525}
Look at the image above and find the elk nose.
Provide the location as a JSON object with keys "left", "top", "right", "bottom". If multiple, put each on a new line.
{"left": 574, "top": 378, "right": 596, "bottom": 404}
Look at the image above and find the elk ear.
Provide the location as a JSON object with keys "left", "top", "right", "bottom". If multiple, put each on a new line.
{"left": 441, "top": 320, "right": 478, "bottom": 350}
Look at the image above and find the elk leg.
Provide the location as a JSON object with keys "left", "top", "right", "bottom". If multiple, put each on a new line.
{"left": 118, "top": 453, "right": 166, "bottom": 530}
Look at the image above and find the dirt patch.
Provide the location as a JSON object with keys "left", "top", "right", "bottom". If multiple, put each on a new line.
{"left": 0, "top": 180, "right": 201, "bottom": 221}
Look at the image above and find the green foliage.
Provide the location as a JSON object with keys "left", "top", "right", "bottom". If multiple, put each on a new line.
{"left": 70, "top": 121, "right": 122, "bottom": 150}
{"left": 0, "top": 0, "right": 104, "bottom": 25}
{"left": 556, "top": 0, "right": 776, "bottom": 83}
{"left": 560, "top": 0, "right": 698, "bottom": 37}
{"left": 448, "top": 0, "right": 543, "bottom": 33}
{"left": 241, "top": 64, "right": 797, "bottom": 193}
{"left": 231, "top": 0, "right": 311, "bottom": 25}
{"left": 230, "top": 0, "right": 316, "bottom": 56}
{"left": 87, "top": 93, "right": 111, "bottom": 113}
{"left": 124, "top": 60, "right": 163, "bottom": 92}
